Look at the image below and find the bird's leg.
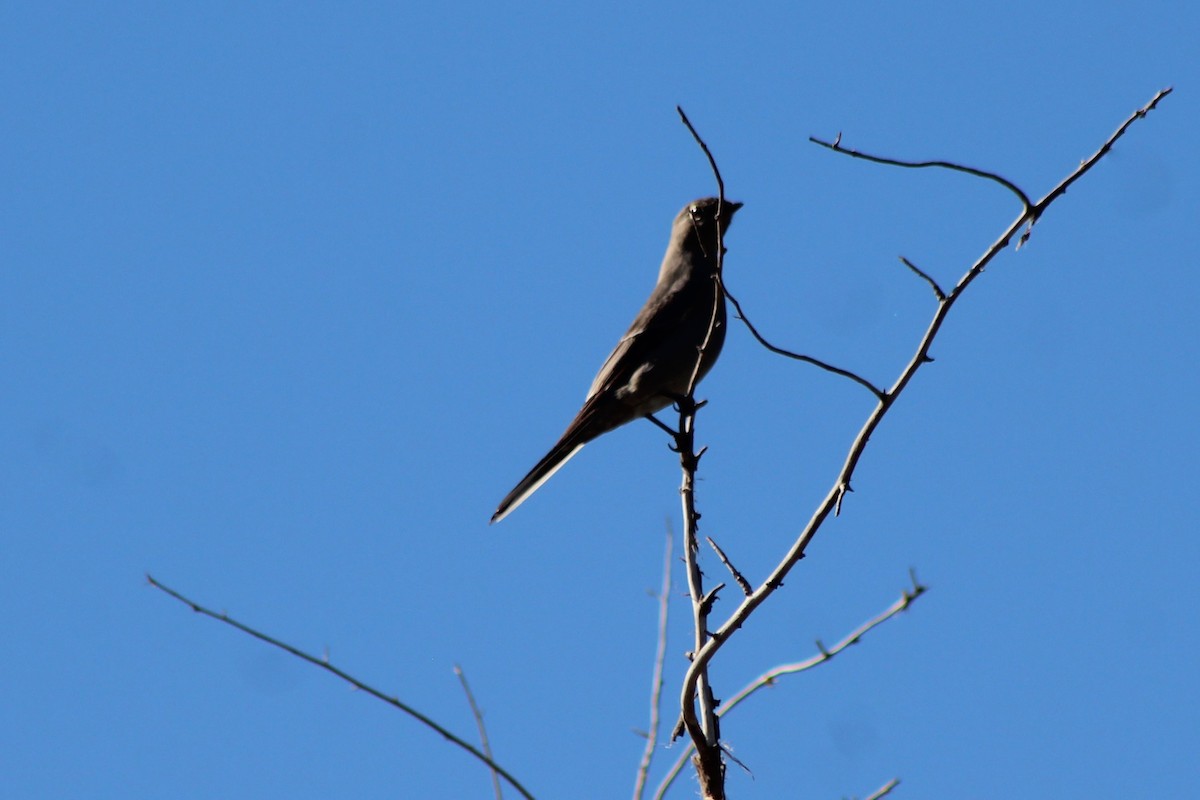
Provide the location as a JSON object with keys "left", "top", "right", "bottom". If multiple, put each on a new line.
{"left": 645, "top": 413, "right": 680, "bottom": 437}
{"left": 651, "top": 393, "right": 707, "bottom": 457}
{"left": 661, "top": 392, "right": 708, "bottom": 416}
{"left": 648, "top": 390, "right": 706, "bottom": 451}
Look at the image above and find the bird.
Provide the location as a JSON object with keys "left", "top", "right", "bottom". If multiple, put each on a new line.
{"left": 491, "top": 197, "right": 742, "bottom": 524}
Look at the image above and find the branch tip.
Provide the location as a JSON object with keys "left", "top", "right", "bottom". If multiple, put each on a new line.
{"left": 706, "top": 536, "right": 753, "bottom": 596}
{"left": 149, "top": 576, "right": 536, "bottom": 800}
{"left": 863, "top": 777, "right": 902, "bottom": 800}
{"left": 809, "top": 133, "right": 1032, "bottom": 208}
{"left": 899, "top": 256, "right": 947, "bottom": 301}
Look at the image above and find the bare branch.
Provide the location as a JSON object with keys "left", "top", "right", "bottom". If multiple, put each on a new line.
{"left": 676, "top": 89, "right": 1172, "bottom": 754}
{"left": 706, "top": 536, "right": 752, "bottom": 596}
{"left": 673, "top": 107, "right": 735, "bottom": 800}
{"left": 808, "top": 134, "right": 1033, "bottom": 209}
{"left": 455, "top": 664, "right": 503, "bottom": 800}
{"left": 671, "top": 394, "right": 726, "bottom": 798}
{"left": 723, "top": 282, "right": 886, "bottom": 398}
{"left": 633, "top": 529, "right": 674, "bottom": 800}
{"left": 147, "top": 575, "right": 536, "bottom": 800}
{"left": 654, "top": 578, "right": 926, "bottom": 799}
{"left": 675, "top": 107, "right": 735, "bottom": 402}
{"left": 722, "top": 576, "right": 925, "bottom": 711}
{"left": 1021, "top": 86, "right": 1173, "bottom": 246}
{"left": 864, "top": 777, "right": 902, "bottom": 800}
{"left": 676, "top": 106, "right": 729, "bottom": 208}
{"left": 898, "top": 256, "right": 946, "bottom": 301}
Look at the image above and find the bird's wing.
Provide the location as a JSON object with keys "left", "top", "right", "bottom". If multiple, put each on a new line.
{"left": 585, "top": 279, "right": 716, "bottom": 401}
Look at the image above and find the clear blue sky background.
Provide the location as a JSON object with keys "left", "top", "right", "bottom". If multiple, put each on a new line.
{"left": 3, "top": 3, "right": 1195, "bottom": 799}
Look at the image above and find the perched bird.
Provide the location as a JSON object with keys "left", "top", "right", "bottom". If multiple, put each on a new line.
{"left": 491, "top": 197, "right": 742, "bottom": 524}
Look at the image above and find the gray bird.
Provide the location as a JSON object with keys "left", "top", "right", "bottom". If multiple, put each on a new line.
{"left": 491, "top": 197, "right": 742, "bottom": 524}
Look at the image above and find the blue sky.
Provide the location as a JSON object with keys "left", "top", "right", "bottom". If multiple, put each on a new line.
{"left": 3, "top": 3, "right": 1196, "bottom": 799}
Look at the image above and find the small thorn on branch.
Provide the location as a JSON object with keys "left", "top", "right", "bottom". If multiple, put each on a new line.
{"left": 1017, "top": 221, "right": 1035, "bottom": 250}
{"left": 834, "top": 482, "right": 853, "bottom": 516}
{"left": 699, "top": 584, "right": 724, "bottom": 616}
{"left": 722, "top": 745, "right": 753, "bottom": 776}
{"left": 904, "top": 567, "right": 928, "bottom": 606}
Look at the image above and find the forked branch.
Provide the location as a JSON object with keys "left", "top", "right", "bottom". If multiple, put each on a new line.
{"left": 147, "top": 575, "right": 536, "bottom": 800}
{"left": 672, "top": 107, "right": 736, "bottom": 800}
{"left": 632, "top": 529, "right": 675, "bottom": 800}
{"left": 676, "top": 88, "right": 1173, "bottom": 773}
{"left": 654, "top": 574, "right": 926, "bottom": 799}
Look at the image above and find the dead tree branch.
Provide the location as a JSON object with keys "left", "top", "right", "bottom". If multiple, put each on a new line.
{"left": 674, "top": 89, "right": 1172, "bottom": 796}
{"left": 633, "top": 529, "right": 674, "bottom": 800}
{"left": 654, "top": 575, "right": 925, "bottom": 799}
{"left": 673, "top": 106, "right": 735, "bottom": 800}
{"left": 723, "top": 283, "right": 886, "bottom": 398}
{"left": 864, "top": 777, "right": 902, "bottom": 800}
{"left": 455, "top": 664, "right": 503, "bottom": 800}
{"left": 147, "top": 574, "right": 536, "bottom": 800}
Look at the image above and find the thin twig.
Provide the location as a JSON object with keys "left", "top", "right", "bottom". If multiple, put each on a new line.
{"left": 147, "top": 575, "right": 536, "bottom": 800}
{"left": 898, "top": 257, "right": 946, "bottom": 301}
{"left": 725, "top": 575, "right": 924, "bottom": 711}
{"left": 676, "top": 107, "right": 733, "bottom": 402}
{"left": 654, "top": 577, "right": 925, "bottom": 799}
{"left": 633, "top": 529, "right": 674, "bottom": 800}
{"left": 864, "top": 777, "right": 902, "bottom": 800}
{"left": 1020, "top": 86, "right": 1173, "bottom": 246}
{"left": 455, "top": 664, "right": 503, "bottom": 800}
{"left": 676, "top": 106, "right": 727, "bottom": 209}
{"left": 706, "top": 537, "right": 752, "bottom": 596}
{"left": 723, "top": 282, "right": 886, "bottom": 398}
{"left": 807, "top": 135, "right": 1033, "bottom": 208}
{"left": 675, "top": 88, "right": 1172, "bottom": 757}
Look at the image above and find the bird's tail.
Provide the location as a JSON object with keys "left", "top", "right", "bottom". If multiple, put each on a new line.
{"left": 490, "top": 436, "right": 587, "bottom": 524}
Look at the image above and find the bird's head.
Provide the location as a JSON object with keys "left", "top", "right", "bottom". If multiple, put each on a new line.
{"left": 673, "top": 197, "right": 742, "bottom": 262}
{"left": 682, "top": 197, "right": 743, "bottom": 232}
